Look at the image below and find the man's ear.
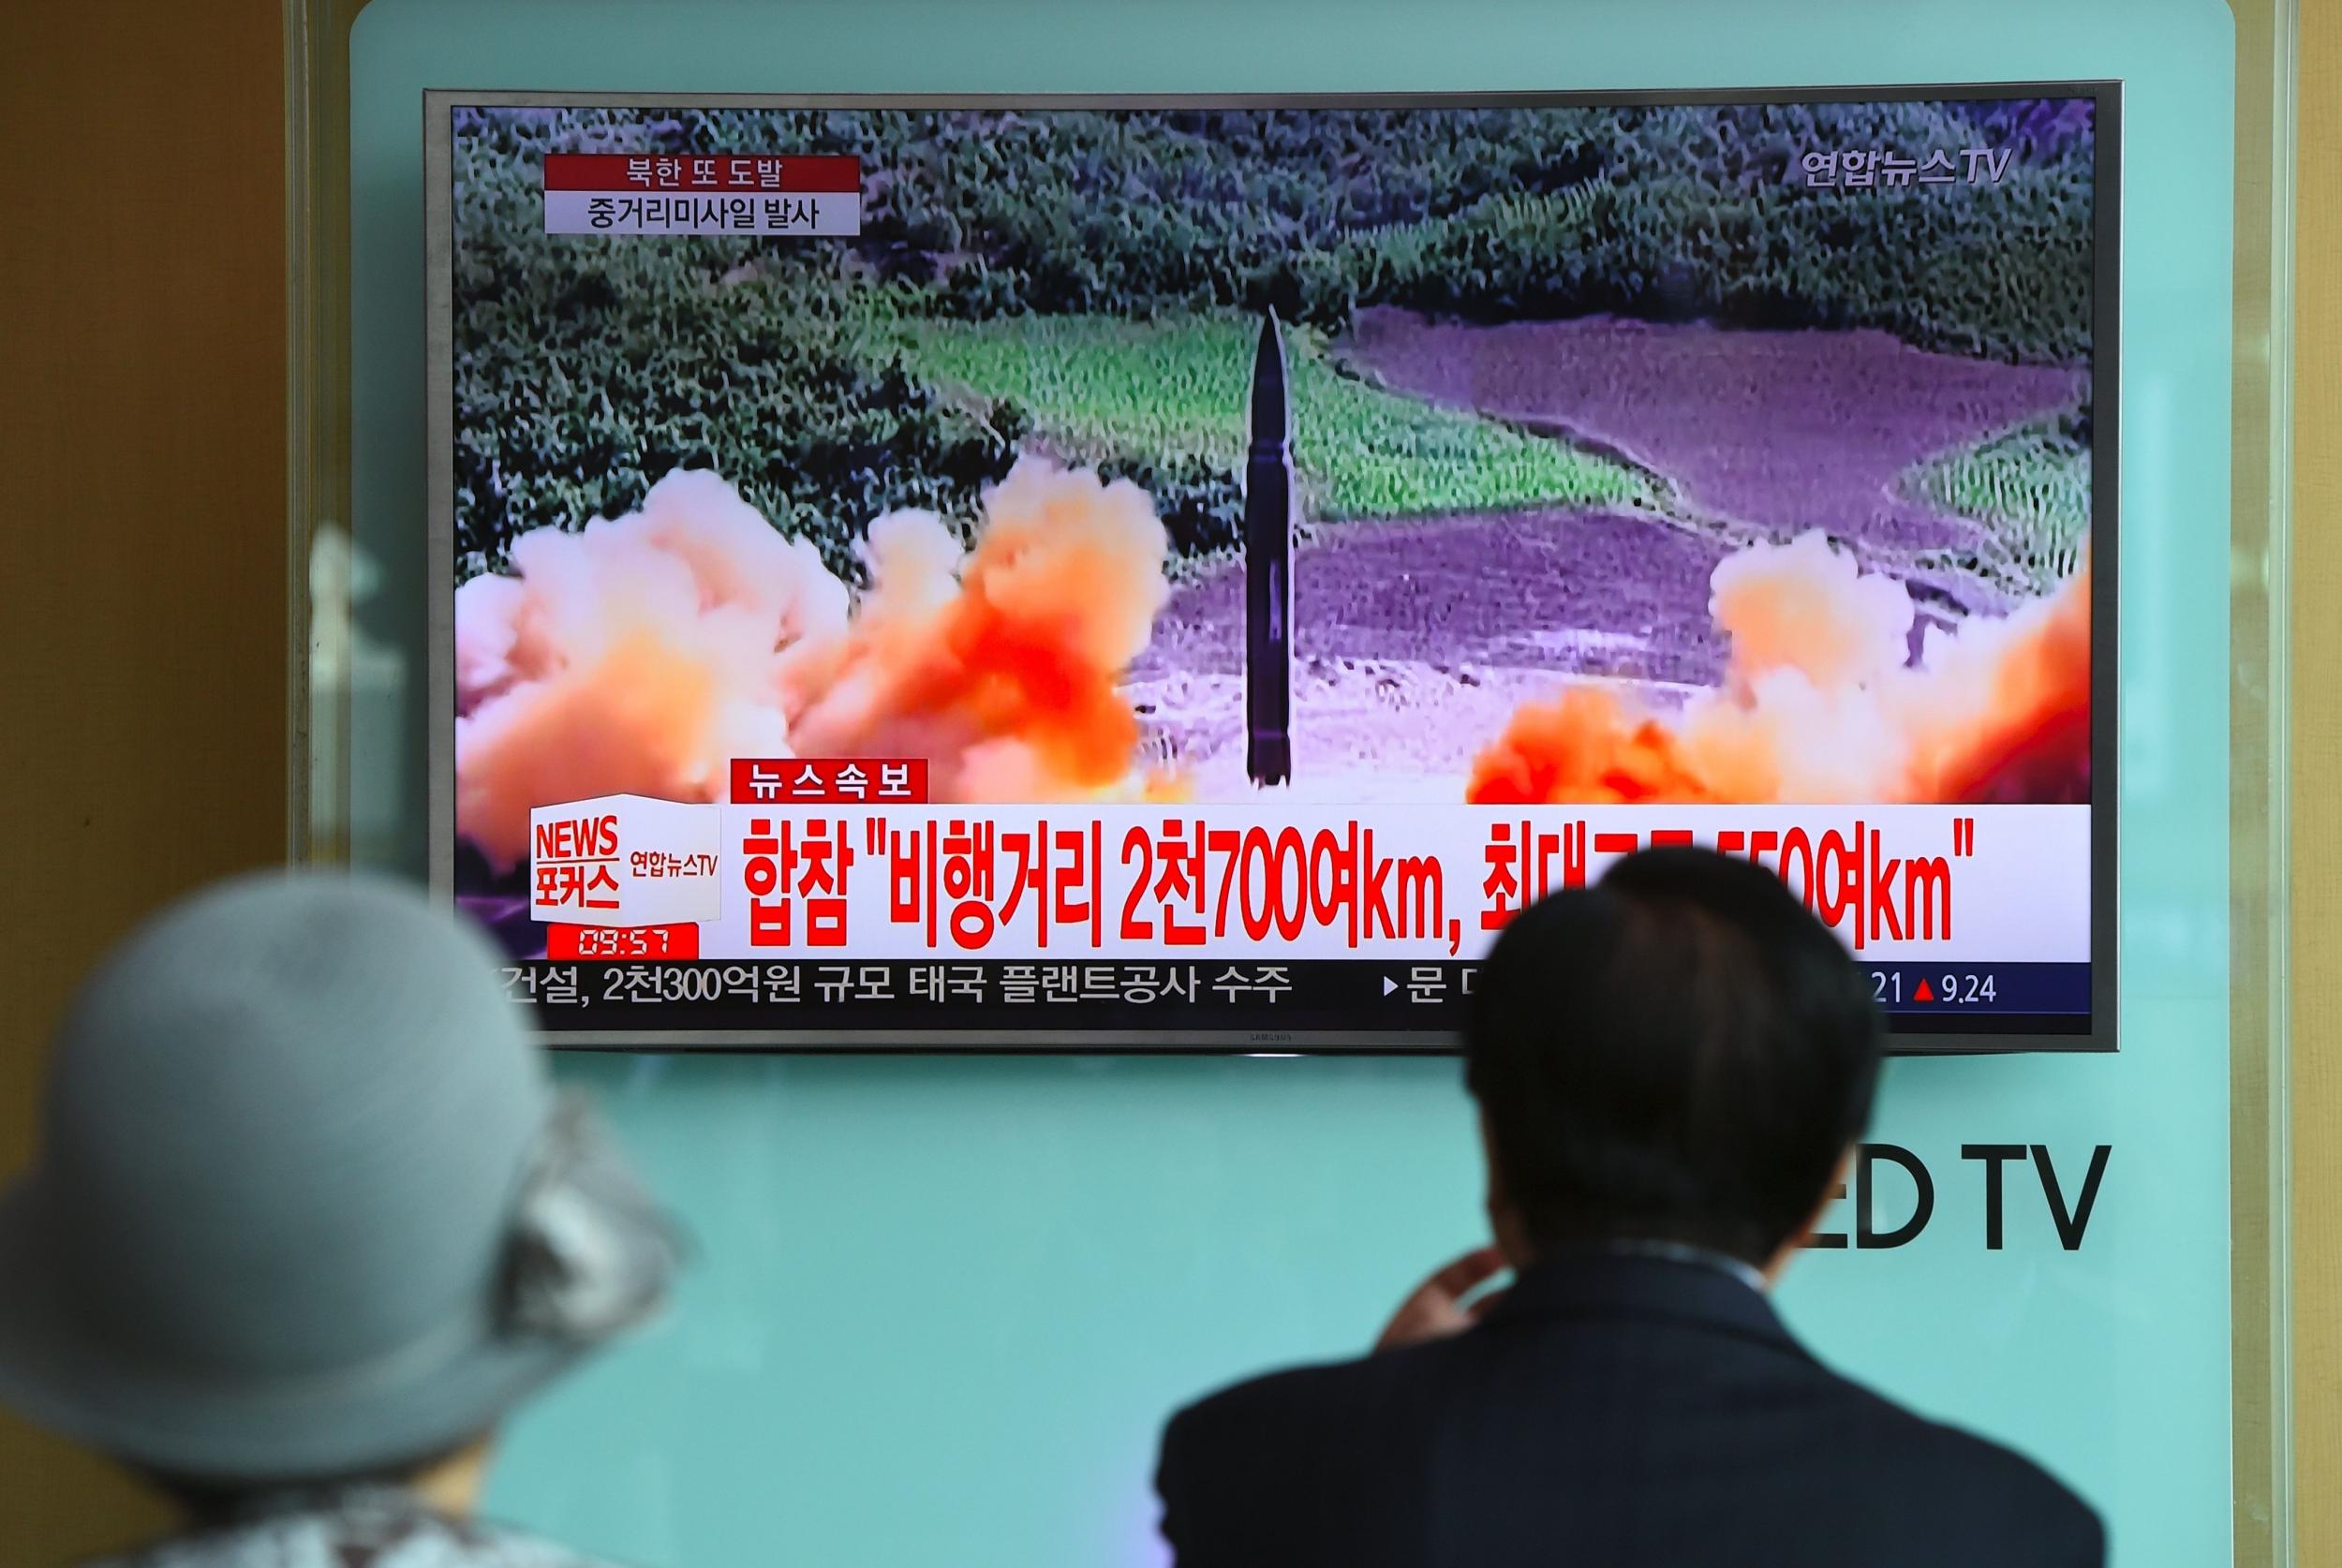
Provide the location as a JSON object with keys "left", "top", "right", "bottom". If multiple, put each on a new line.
{"left": 1480, "top": 1110, "right": 1537, "bottom": 1268}
{"left": 1766, "top": 1145, "right": 1858, "bottom": 1286}
{"left": 1478, "top": 1110, "right": 1507, "bottom": 1210}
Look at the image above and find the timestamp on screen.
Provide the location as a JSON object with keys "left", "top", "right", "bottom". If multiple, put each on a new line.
{"left": 546, "top": 924, "right": 701, "bottom": 961}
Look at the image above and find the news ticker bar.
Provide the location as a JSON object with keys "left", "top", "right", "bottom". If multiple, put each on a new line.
{"left": 500, "top": 958, "right": 2091, "bottom": 1038}
{"left": 522, "top": 801, "right": 2090, "bottom": 966}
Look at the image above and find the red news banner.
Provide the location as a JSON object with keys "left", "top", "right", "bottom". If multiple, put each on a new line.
{"left": 541, "top": 153, "right": 861, "bottom": 236}
{"left": 529, "top": 762, "right": 2086, "bottom": 967}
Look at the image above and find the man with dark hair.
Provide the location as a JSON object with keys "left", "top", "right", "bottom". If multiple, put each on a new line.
{"left": 1155, "top": 847, "right": 2103, "bottom": 1567}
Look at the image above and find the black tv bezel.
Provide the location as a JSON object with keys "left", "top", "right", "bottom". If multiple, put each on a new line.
{"left": 423, "top": 84, "right": 2119, "bottom": 1057}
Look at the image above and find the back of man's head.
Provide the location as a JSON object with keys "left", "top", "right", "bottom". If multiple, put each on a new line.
{"left": 1464, "top": 847, "right": 1884, "bottom": 1268}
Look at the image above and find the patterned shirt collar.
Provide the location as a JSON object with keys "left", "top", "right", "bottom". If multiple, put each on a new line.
{"left": 81, "top": 1487, "right": 625, "bottom": 1568}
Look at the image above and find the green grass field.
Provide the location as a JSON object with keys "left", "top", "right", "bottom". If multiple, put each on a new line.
{"left": 1909, "top": 411, "right": 2091, "bottom": 599}
{"left": 873, "top": 313, "right": 1657, "bottom": 521}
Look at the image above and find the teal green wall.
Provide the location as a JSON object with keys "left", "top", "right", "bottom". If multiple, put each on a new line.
{"left": 349, "top": 3, "right": 2237, "bottom": 1563}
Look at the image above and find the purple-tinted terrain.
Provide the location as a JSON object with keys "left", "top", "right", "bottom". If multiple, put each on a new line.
{"left": 1131, "top": 315, "right": 2088, "bottom": 801}
{"left": 1343, "top": 309, "right": 2085, "bottom": 612}
{"left": 1145, "top": 509, "right": 1730, "bottom": 683}
{"left": 1128, "top": 509, "right": 1731, "bottom": 801}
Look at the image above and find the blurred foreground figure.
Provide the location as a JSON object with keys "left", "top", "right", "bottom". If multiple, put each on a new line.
{"left": 1156, "top": 848, "right": 2102, "bottom": 1568}
{"left": 0, "top": 873, "right": 679, "bottom": 1567}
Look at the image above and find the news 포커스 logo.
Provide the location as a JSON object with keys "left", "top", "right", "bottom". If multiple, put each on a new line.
{"left": 528, "top": 794, "right": 721, "bottom": 928}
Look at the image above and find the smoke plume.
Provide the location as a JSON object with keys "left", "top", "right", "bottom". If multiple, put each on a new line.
{"left": 1466, "top": 530, "right": 2091, "bottom": 807}
{"left": 455, "top": 459, "right": 1172, "bottom": 869}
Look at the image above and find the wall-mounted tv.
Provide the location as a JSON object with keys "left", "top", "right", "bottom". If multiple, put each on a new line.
{"left": 427, "top": 86, "right": 2116, "bottom": 1052}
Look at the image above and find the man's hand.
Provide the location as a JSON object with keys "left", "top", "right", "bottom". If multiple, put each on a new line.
{"left": 1374, "top": 1247, "right": 1509, "bottom": 1352}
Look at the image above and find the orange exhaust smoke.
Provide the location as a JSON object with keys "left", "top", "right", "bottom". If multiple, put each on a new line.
{"left": 788, "top": 459, "right": 1174, "bottom": 801}
{"left": 1468, "top": 531, "right": 2091, "bottom": 808}
{"left": 455, "top": 459, "right": 1173, "bottom": 869}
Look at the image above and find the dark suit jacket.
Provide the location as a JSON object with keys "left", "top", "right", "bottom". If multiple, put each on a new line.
{"left": 1157, "top": 1253, "right": 2103, "bottom": 1568}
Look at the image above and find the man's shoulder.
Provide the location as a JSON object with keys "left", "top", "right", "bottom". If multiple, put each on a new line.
{"left": 1810, "top": 1366, "right": 2104, "bottom": 1557}
{"left": 1159, "top": 1335, "right": 1463, "bottom": 1510}
{"left": 1157, "top": 1344, "right": 1448, "bottom": 1565}
{"left": 1158, "top": 1330, "right": 2101, "bottom": 1567}
{"left": 1166, "top": 1337, "right": 1447, "bottom": 1452}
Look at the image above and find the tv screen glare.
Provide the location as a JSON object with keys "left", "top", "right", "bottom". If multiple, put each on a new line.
{"left": 428, "top": 88, "right": 2116, "bottom": 1052}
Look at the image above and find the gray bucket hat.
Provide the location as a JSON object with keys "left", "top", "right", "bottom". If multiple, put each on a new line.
{"left": 0, "top": 870, "right": 678, "bottom": 1484}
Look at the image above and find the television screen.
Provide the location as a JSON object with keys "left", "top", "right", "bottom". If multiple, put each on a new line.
{"left": 427, "top": 88, "right": 2115, "bottom": 1051}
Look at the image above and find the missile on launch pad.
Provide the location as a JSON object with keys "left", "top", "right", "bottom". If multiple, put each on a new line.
{"left": 1245, "top": 310, "right": 1295, "bottom": 788}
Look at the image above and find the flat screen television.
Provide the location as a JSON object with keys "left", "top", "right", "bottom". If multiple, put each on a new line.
{"left": 426, "top": 87, "right": 2117, "bottom": 1053}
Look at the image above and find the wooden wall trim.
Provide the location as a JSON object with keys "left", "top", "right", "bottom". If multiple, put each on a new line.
{"left": 0, "top": 0, "right": 290, "bottom": 1556}
{"left": 2288, "top": 0, "right": 2339, "bottom": 1561}
{"left": 2231, "top": 0, "right": 2295, "bottom": 1561}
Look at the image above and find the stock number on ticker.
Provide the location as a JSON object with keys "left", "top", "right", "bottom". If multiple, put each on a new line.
{"left": 1870, "top": 970, "right": 1996, "bottom": 1006}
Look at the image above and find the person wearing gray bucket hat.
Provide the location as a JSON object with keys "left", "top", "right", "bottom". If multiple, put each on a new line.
{"left": 0, "top": 871, "right": 682, "bottom": 1567}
